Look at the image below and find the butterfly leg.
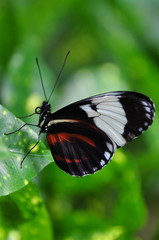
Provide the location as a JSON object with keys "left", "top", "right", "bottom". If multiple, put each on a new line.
{"left": 17, "top": 112, "right": 36, "bottom": 118}
{"left": 4, "top": 123, "right": 38, "bottom": 135}
{"left": 20, "top": 132, "right": 41, "bottom": 168}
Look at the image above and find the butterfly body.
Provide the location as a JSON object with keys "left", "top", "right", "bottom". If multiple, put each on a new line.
{"left": 35, "top": 91, "right": 155, "bottom": 177}
{"left": 36, "top": 101, "right": 52, "bottom": 132}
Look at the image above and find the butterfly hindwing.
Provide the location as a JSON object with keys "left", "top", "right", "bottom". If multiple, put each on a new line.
{"left": 47, "top": 120, "right": 115, "bottom": 176}
{"left": 46, "top": 91, "right": 155, "bottom": 176}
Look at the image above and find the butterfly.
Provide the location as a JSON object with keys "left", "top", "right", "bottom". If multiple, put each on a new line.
{"left": 5, "top": 53, "right": 155, "bottom": 177}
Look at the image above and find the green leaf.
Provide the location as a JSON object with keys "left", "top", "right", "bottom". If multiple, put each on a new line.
{"left": 0, "top": 105, "right": 53, "bottom": 196}
{"left": 0, "top": 182, "right": 53, "bottom": 240}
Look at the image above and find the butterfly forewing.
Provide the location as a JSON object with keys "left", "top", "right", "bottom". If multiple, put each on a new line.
{"left": 46, "top": 91, "right": 155, "bottom": 176}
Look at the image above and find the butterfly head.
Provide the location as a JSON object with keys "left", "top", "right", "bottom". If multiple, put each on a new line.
{"left": 35, "top": 101, "right": 51, "bottom": 132}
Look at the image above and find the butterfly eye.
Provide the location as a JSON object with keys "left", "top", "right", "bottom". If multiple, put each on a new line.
{"left": 35, "top": 107, "right": 41, "bottom": 114}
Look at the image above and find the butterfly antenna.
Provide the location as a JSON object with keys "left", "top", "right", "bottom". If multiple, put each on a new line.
{"left": 48, "top": 50, "right": 70, "bottom": 102}
{"left": 36, "top": 58, "right": 47, "bottom": 101}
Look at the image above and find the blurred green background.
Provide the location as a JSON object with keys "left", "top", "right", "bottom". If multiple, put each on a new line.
{"left": 0, "top": 0, "right": 159, "bottom": 240}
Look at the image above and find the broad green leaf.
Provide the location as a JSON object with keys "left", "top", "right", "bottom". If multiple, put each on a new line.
{"left": 0, "top": 105, "right": 53, "bottom": 196}
{"left": 0, "top": 182, "right": 53, "bottom": 240}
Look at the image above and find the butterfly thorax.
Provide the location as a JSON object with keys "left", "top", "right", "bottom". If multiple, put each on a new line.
{"left": 35, "top": 101, "right": 52, "bottom": 133}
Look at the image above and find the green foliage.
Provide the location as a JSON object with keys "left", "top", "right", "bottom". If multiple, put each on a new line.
{"left": 39, "top": 151, "right": 147, "bottom": 240}
{"left": 0, "top": 182, "right": 53, "bottom": 240}
{"left": 0, "top": 0, "right": 159, "bottom": 239}
{"left": 0, "top": 105, "right": 52, "bottom": 196}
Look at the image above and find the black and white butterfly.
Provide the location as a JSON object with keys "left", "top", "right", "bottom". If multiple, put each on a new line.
{"left": 5, "top": 53, "right": 155, "bottom": 177}
{"left": 41, "top": 91, "right": 155, "bottom": 176}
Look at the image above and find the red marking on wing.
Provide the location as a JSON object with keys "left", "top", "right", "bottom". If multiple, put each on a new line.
{"left": 47, "top": 133, "right": 96, "bottom": 147}
{"left": 54, "top": 154, "right": 88, "bottom": 163}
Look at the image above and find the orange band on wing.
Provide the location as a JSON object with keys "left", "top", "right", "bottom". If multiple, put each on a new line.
{"left": 47, "top": 133, "right": 96, "bottom": 147}
{"left": 54, "top": 154, "right": 88, "bottom": 163}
